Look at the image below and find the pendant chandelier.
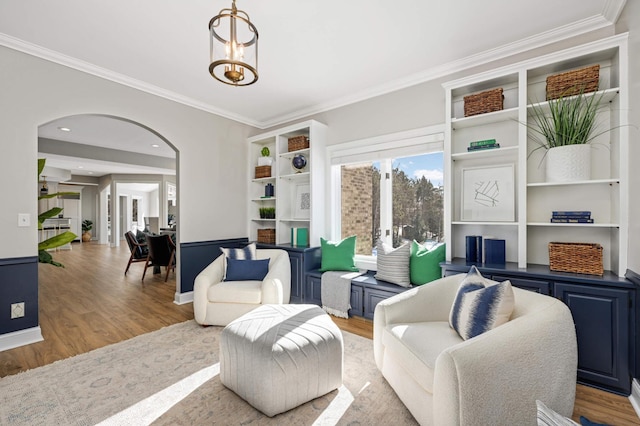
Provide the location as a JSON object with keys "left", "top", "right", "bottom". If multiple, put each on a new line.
{"left": 40, "top": 176, "right": 48, "bottom": 196}
{"left": 209, "top": 0, "right": 259, "bottom": 86}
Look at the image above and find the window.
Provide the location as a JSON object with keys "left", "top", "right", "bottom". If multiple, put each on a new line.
{"left": 329, "top": 126, "right": 445, "bottom": 266}
{"left": 132, "top": 198, "right": 139, "bottom": 222}
{"left": 339, "top": 153, "right": 444, "bottom": 256}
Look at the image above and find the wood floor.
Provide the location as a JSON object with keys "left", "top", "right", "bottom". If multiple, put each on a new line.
{"left": 0, "top": 242, "right": 638, "bottom": 425}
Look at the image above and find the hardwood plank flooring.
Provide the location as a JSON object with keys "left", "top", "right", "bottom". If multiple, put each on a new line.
{"left": 0, "top": 241, "right": 192, "bottom": 376}
{"left": 0, "top": 242, "right": 638, "bottom": 425}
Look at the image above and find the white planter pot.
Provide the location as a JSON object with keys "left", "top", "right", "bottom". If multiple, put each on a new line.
{"left": 257, "top": 156, "right": 274, "bottom": 166}
{"left": 545, "top": 144, "right": 591, "bottom": 182}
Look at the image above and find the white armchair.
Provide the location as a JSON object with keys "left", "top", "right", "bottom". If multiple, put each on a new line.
{"left": 374, "top": 273, "right": 577, "bottom": 426}
{"left": 193, "top": 249, "right": 291, "bottom": 326}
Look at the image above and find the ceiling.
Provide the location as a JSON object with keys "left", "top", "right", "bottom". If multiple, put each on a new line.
{"left": 0, "top": 0, "right": 626, "bottom": 176}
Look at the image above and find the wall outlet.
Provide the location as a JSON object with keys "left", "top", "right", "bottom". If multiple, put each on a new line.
{"left": 18, "top": 213, "right": 30, "bottom": 227}
{"left": 10, "top": 302, "right": 25, "bottom": 319}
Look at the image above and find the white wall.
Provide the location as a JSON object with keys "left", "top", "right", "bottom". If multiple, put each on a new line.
{"left": 0, "top": 45, "right": 253, "bottom": 259}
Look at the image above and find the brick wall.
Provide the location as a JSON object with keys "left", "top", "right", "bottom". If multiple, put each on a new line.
{"left": 341, "top": 164, "right": 373, "bottom": 255}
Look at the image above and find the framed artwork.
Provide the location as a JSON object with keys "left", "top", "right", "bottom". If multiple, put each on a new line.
{"left": 294, "top": 184, "right": 311, "bottom": 219}
{"left": 461, "top": 164, "right": 515, "bottom": 222}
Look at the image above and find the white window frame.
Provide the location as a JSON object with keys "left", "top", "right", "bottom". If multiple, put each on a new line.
{"left": 326, "top": 125, "right": 445, "bottom": 270}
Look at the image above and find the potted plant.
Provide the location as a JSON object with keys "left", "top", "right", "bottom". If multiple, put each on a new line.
{"left": 257, "top": 146, "right": 274, "bottom": 167}
{"left": 82, "top": 219, "right": 93, "bottom": 242}
{"left": 264, "top": 207, "right": 275, "bottom": 219}
{"left": 527, "top": 90, "right": 608, "bottom": 182}
{"left": 37, "top": 158, "right": 78, "bottom": 266}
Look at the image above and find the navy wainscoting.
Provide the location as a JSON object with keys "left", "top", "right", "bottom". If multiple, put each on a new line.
{"left": 179, "top": 238, "right": 248, "bottom": 294}
{"left": 0, "top": 256, "right": 39, "bottom": 334}
{"left": 625, "top": 268, "right": 640, "bottom": 381}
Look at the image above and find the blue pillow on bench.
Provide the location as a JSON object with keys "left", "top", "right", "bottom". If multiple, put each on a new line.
{"left": 224, "top": 258, "right": 270, "bottom": 281}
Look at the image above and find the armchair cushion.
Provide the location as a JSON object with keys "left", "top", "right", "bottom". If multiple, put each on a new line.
{"left": 224, "top": 258, "right": 270, "bottom": 281}
{"left": 449, "top": 266, "right": 514, "bottom": 340}
{"left": 208, "top": 281, "right": 263, "bottom": 304}
{"left": 134, "top": 230, "right": 149, "bottom": 256}
{"left": 383, "top": 321, "right": 463, "bottom": 393}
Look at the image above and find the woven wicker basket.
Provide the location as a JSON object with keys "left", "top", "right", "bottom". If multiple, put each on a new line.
{"left": 546, "top": 64, "right": 600, "bottom": 100}
{"left": 548, "top": 242, "right": 603, "bottom": 275}
{"left": 257, "top": 228, "right": 276, "bottom": 244}
{"left": 463, "top": 88, "right": 504, "bottom": 117}
{"left": 288, "top": 135, "right": 310, "bottom": 152}
{"left": 255, "top": 165, "right": 271, "bottom": 179}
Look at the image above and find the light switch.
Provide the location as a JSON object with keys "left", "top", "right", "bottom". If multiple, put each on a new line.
{"left": 18, "top": 213, "right": 30, "bottom": 227}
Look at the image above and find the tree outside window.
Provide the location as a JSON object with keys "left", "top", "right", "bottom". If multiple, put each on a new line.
{"left": 340, "top": 152, "right": 444, "bottom": 256}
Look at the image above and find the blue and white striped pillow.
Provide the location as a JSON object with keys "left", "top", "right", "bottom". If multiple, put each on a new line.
{"left": 374, "top": 240, "right": 411, "bottom": 287}
{"left": 220, "top": 243, "right": 257, "bottom": 278}
{"left": 221, "top": 242, "right": 256, "bottom": 261}
{"left": 449, "top": 266, "right": 514, "bottom": 340}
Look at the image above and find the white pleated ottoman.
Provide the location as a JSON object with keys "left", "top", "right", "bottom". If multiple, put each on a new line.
{"left": 220, "top": 304, "right": 344, "bottom": 417}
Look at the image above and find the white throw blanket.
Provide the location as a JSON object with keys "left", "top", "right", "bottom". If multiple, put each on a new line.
{"left": 321, "top": 271, "right": 362, "bottom": 318}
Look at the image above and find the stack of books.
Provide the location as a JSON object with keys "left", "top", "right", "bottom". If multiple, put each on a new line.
{"left": 550, "top": 211, "right": 594, "bottom": 223}
{"left": 467, "top": 139, "right": 500, "bottom": 152}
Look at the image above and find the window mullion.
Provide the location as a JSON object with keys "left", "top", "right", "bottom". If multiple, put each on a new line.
{"left": 380, "top": 159, "right": 393, "bottom": 245}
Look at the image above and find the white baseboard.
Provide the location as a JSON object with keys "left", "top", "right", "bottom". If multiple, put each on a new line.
{"left": 629, "top": 379, "right": 640, "bottom": 418}
{"left": 0, "top": 326, "right": 43, "bottom": 352}
{"left": 174, "top": 291, "right": 193, "bottom": 305}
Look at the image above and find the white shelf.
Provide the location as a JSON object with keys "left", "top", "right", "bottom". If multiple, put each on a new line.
{"left": 280, "top": 172, "right": 310, "bottom": 180}
{"left": 452, "top": 221, "right": 518, "bottom": 226}
{"left": 526, "top": 87, "right": 619, "bottom": 110}
{"left": 247, "top": 120, "right": 327, "bottom": 246}
{"left": 443, "top": 35, "right": 628, "bottom": 274}
{"left": 279, "top": 148, "right": 310, "bottom": 159}
{"left": 451, "top": 107, "right": 519, "bottom": 129}
{"left": 452, "top": 146, "right": 518, "bottom": 161}
{"left": 527, "top": 222, "right": 619, "bottom": 228}
{"left": 527, "top": 178, "right": 619, "bottom": 187}
{"left": 252, "top": 177, "right": 276, "bottom": 183}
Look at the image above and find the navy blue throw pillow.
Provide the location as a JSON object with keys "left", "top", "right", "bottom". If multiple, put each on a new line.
{"left": 580, "top": 416, "right": 609, "bottom": 426}
{"left": 224, "top": 258, "right": 270, "bottom": 281}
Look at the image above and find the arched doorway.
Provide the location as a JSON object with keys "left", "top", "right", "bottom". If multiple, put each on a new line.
{"left": 37, "top": 114, "right": 179, "bottom": 289}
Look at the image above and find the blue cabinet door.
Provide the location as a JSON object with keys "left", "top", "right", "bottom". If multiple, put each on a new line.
{"left": 555, "top": 282, "right": 631, "bottom": 394}
{"left": 350, "top": 285, "right": 363, "bottom": 317}
{"left": 363, "top": 288, "right": 394, "bottom": 320}
{"left": 305, "top": 275, "right": 322, "bottom": 306}
{"left": 288, "top": 251, "right": 303, "bottom": 303}
{"left": 492, "top": 275, "right": 551, "bottom": 295}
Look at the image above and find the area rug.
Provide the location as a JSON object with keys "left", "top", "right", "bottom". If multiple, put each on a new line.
{"left": 0, "top": 320, "right": 417, "bottom": 425}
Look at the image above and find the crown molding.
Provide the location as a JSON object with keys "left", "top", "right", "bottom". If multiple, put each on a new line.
{"left": 0, "top": 6, "right": 623, "bottom": 130}
{"left": 602, "top": 0, "right": 627, "bottom": 23}
{"left": 0, "top": 32, "right": 262, "bottom": 128}
{"left": 260, "top": 15, "right": 614, "bottom": 128}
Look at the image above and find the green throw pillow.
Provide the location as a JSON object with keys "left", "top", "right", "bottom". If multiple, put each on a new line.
{"left": 410, "top": 241, "right": 445, "bottom": 285}
{"left": 319, "top": 236, "right": 359, "bottom": 272}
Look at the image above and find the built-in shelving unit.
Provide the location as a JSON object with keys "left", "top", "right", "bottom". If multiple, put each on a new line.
{"left": 443, "top": 34, "right": 629, "bottom": 276}
{"left": 247, "top": 120, "right": 327, "bottom": 246}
